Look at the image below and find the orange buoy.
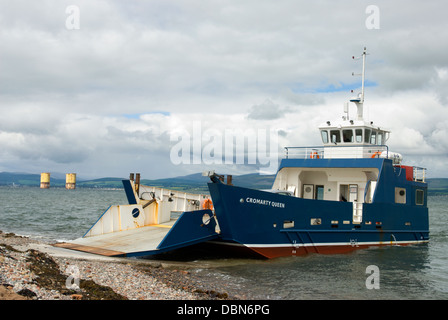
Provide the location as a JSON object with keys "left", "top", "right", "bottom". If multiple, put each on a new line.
{"left": 202, "top": 198, "right": 214, "bottom": 210}
{"left": 310, "top": 152, "right": 320, "bottom": 159}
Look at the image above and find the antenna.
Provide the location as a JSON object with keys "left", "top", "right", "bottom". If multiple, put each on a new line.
{"left": 351, "top": 47, "right": 368, "bottom": 120}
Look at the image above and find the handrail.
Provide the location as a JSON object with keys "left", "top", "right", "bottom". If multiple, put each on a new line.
{"left": 413, "top": 166, "right": 427, "bottom": 182}
{"left": 284, "top": 145, "right": 427, "bottom": 182}
{"left": 284, "top": 145, "right": 389, "bottom": 159}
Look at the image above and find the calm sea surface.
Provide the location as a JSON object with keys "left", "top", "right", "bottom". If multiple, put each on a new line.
{"left": 1, "top": 186, "right": 447, "bottom": 299}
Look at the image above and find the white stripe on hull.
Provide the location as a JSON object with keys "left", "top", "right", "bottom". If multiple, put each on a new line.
{"left": 210, "top": 240, "right": 429, "bottom": 248}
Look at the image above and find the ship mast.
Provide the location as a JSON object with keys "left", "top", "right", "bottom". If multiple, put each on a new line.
{"left": 360, "top": 47, "right": 366, "bottom": 104}
{"left": 350, "top": 47, "right": 367, "bottom": 121}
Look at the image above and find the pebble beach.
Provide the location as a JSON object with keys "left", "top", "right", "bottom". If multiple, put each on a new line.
{"left": 0, "top": 230, "right": 237, "bottom": 300}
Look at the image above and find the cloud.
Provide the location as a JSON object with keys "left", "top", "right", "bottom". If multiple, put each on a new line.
{"left": 0, "top": 0, "right": 448, "bottom": 178}
{"left": 247, "top": 99, "right": 288, "bottom": 120}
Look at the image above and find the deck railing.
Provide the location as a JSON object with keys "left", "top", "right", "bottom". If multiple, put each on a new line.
{"left": 284, "top": 145, "right": 389, "bottom": 159}
{"left": 413, "top": 166, "right": 427, "bottom": 182}
{"left": 284, "top": 145, "right": 427, "bottom": 183}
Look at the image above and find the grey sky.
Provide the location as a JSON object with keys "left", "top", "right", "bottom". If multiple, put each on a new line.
{"left": 1, "top": 0, "right": 447, "bottom": 179}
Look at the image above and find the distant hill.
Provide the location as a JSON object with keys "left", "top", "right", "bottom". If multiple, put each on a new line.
{"left": 0, "top": 172, "right": 147, "bottom": 189}
{"left": 1, "top": 171, "right": 447, "bottom": 194}
{"left": 140, "top": 173, "right": 209, "bottom": 192}
{"left": 427, "top": 178, "right": 448, "bottom": 195}
{"left": 232, "top": 173, "right": 276, "bottom": 189}
{"left": 139, "top": 173, "right": 277, "bottom": 193}
{"left": 0, "top": 171, "right": 275, "bottom": 192}
{"left": 0, "top": 172, "right": 67, "bottom": 187}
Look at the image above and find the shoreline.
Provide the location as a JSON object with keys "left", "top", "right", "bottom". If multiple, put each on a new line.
{"left": 0, "top": 230, "right": 240, "bottom": 300}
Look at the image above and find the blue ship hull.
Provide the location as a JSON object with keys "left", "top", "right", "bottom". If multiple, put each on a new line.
{"left": 62, "top": 157, "right": 429, "bottom": 259}
{"left": 207, "top": 158, "right": 429, "bottom": 258}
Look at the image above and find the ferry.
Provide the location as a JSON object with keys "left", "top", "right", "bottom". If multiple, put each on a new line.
{"left": 56, "top": 48, "right": 429, "bottom": 259}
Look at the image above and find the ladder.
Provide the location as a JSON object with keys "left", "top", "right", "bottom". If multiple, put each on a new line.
{"left": 353, "top": 202, "right": 363, "bottom": 224}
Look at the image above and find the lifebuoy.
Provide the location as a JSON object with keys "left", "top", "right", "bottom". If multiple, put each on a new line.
{"left": 371, "top": 151, "right": 381, "bottom": 158}
{"left": 202, "top": 198, "right": 214, "bottom": 210}
{"left": 310, "top": 152, "right": 320, "bottom": 159}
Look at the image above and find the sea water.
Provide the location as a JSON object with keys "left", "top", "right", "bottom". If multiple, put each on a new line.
{"left": 0, "top": 186, "right": 447, "bottom": 299}
{"left": 0, "top": 186, "right": 127, "bottom": 241}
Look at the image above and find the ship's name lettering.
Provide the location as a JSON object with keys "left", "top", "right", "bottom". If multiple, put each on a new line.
{"left": 245, "top": 197, "right": 285, "bottom": 208}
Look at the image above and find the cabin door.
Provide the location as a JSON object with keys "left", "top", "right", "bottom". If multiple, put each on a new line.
{"left": 316, "top": 185, "right": 325, "bottom": 200}
{"left": 349, "top": 184, "right": 358, "bottom": 202}
{"left": 340, "top": 184, "right": 349, "bottom": 202}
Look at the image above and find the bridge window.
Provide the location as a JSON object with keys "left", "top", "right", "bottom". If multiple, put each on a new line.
{"left": 321, "top": 130, "right": 329, "bottom": 143}
{"left": 370, "top": 130, "right": 377, "bottom": 144}
{"left": 377, "top": 132, "right": 383, "bottom": 145}
{"left": 364, "top": 129, "right": 371, "bottom": 143}
{"left": 343, "top": 129, "right": 354, "bottom": 142}
{"left": 355, "top": 129, "right": 363, "bottom": 143}
{"left": 330, "top": 130, "right": 341, "bottom": 143}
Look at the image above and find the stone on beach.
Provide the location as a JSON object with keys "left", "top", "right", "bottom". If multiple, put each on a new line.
{"left": 0, "top": 230, "right": 234, "bottom": 300}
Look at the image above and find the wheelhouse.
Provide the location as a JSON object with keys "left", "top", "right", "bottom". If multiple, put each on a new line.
{"left": 319, "top": 120, "right": 390, "bottom": 146}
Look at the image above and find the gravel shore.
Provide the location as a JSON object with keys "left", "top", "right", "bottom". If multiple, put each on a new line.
{"left": 0, "top": 230, "right": 238, "bottom": 300}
